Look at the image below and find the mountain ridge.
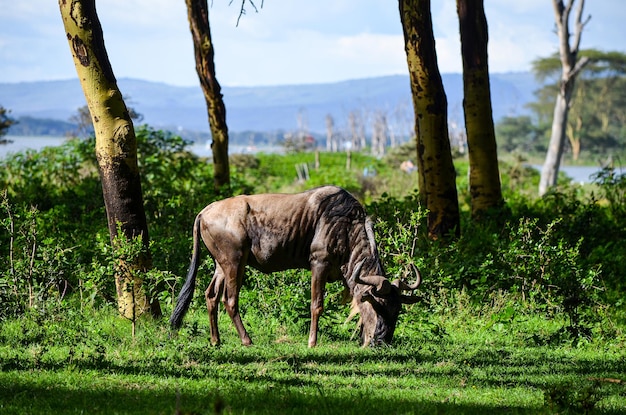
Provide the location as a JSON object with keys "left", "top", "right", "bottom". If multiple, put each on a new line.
{"left": 1, "top": 73, "right": 538, "bottom": 135}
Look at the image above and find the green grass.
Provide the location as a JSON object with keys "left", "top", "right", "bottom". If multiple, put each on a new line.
{"left": 1, "top": 301, "right": 625, "bottom": 415}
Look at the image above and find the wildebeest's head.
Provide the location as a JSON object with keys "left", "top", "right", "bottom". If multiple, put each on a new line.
{"left": 353, "top": 270, "right": 421, "bottom": 346}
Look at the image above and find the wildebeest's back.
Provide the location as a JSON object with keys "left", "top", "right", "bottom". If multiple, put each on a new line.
{"left": 198, "top": 186, "right": 366, "bottom": 274}
{"left": 244, "top": 189, "right": 320, "bottom": 271}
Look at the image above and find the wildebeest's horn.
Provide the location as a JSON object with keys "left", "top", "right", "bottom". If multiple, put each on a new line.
{"left": 357, "top": 274, "right": 392, "bottom": 296}
{"left": 392, "top": 264, "right": 421, "bottom": 291}
{"left": 394, "top": 264, "right": 421, "bottom": 304}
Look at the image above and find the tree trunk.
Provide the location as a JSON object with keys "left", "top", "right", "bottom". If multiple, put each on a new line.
{"left": 538, "top": 0, "right": 590, "bottom": 195}
{"left": 457, "top": 0, "right": 503, "bottom": 218}
{"left": 59, "top": 0, "right": 157, "bottom": 319}
{"left": 539, "top": 77, "right": 575, "bottom": 194}
{"left": 566, "top": 115, "right": 582, "bottom": 161}
{"left": 325, "top": 114, "right": 334, "bottom": 152}
{"left": 399, "top": 0, "right": 460, "bottom": 239}
{"left": 186, "top": 0, "right": 230, "bottom": 191}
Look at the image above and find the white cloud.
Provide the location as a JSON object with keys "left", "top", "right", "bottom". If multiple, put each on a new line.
{"left": 433, "top": 37, "right": 463, "bottom": 74}
{"left": 0, "top": 0, "right": 625, "bottom": 86}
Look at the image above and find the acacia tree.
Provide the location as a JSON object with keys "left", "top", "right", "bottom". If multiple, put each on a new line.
{"left": 456, "top": 0, "right": 503, "bottom": 218}
{"left": 539, "top": 0, "right": 590, "bottom": 196}
{"left": 532, "top": 50, "right": 626, "bottom": 160}
{"left": 399, "top": 0, "right": 460, "bottom": 239}
{"left": 59, "top": 0, "right": 159, "bottom": 320}
{"left": 185, "top": 0, "right": 230, "bottom": 191}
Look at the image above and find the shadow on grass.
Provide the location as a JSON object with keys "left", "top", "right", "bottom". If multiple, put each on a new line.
{"left": 1, "top": 340, "right": 625, "bottom": 414}
{"left": 0, "top": 373, "right": 550, "bottom": 415}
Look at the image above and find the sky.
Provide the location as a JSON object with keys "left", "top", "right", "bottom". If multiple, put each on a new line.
{"left": 1, "top": 1, "right": 625, "bottom": 87}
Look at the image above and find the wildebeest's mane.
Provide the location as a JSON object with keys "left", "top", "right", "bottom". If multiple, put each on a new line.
{"left": 316, "top": 187, "right": 366, "bottom": 222}
{"left": 315, "top": 188, "right": 368, "bottom": 265}
{"left": 315, "top": 188, "right": 385, "bottom": 286}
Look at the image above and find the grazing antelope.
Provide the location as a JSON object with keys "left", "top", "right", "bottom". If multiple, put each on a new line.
{"left": 170, "top": 186, "right": 420, "bottom": 347}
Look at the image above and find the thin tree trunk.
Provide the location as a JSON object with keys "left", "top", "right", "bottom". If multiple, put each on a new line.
{"left": 540, "top": 78, "right": 574, "bottom": 194}
{"left": 325, "top": 114, "right": 334, "bottom": 152}
{"left": 457, "top": 0, "right": 503, "bottom": 218}
{"left": 186, "top": 0, "right": 230, "bottom": 191}
{"left": 539, "top": 0, "right": 590, "bottom": 195}
{"left": 59, "top": 0, "right": 157, "bottom": 319}
{"left": 399, "top": 0, "right": 460, "bottom": 239}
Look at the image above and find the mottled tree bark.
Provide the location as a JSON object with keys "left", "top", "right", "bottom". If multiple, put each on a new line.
{"left": 399, "top": 0, "right": 460, "bottom": 239}
{"left": 58, "top": 0, "right": 158, "bottom": 319}
{"left": 457, "top": 0, "right": 503, "bottom": 218}
{"left": 186, "top": 0, "right": 230, "bottom": 191}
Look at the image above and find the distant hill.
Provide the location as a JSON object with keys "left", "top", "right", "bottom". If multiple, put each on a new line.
{"left": 1, "top": 73, "right": 538, "bottom": 137}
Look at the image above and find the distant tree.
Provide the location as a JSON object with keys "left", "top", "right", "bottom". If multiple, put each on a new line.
{"left": 0, "top": 106, "right": 16, "bottom": 144}
{"left": 531, "top": 49, "right": 626, "bottom": 160}
{"left": 495, "top": 116, "right": 545, "bottom": 154}
{"left": 69, "top": 105, "right": 93, "bottom": 138}
{"left": 185, "top": 0, "right": 230, "bottom": 191}
{"left": 325, "top": 114, "right": 335, "bottom": 152}
{"left": 71, "top": 100, "right": 143, "bottom": 138}
{"left": 371, "top": 111, "right": 388, "bottom": 157}
{"left": 347, "top": 110, "right": 367, "bottom": 152}
{"left": 538, "top": 0, "right": 591, "bottom": 196}
{"left": 456, "top": 0, "right": 503, "bottom": 218}
{"left": 399, "top": 0, "right": 460, "bottom": 239}
{"left": 59, "top": 0, "right": 158, "bottom": 322}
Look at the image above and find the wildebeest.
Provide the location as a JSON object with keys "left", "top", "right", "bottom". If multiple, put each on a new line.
{"left": 170, "top": 185, "right": 420, "bottom": 347}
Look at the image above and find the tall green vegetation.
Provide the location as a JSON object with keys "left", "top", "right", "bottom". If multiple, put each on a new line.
{"left": 1, "top": 127, "right": 624, "bottom": 340}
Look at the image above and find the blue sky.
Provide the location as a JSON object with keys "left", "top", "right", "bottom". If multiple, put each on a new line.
{"left": 1, "top": 0, "right": 625, "bottom": 87}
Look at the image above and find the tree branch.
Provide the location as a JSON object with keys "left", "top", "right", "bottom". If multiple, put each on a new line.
{"left": 571, "top": 0, "right": 591, "bottom": 55}
{"left": 229, "top": 0, "right": 263, "bottom": 26}
{"left": 571, "top": 55, "right": 591, "bottom": 78}
{"left": 553, "top": 0, "right": 572, "bottom": 68}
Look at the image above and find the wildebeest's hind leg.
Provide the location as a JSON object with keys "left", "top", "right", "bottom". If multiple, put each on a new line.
{"left": 308, "top": 261, "right": 329, "bottom": 347}
{"left": 221, "top": 258, "right": 253, "bottom": 346}
{"left": 205, "top": 267, "right": 225, "bottom": 345}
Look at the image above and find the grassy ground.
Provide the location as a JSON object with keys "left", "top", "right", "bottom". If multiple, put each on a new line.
{"left": 1, "top": 301, "right": 624, "bottom": 415}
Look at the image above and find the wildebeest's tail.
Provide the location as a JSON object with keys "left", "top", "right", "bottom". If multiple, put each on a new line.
{"left": 170, "top": 214, "right": 203, "bottom": 329}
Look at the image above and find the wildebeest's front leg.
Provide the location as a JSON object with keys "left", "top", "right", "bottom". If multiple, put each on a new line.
{"left": 308, "top": 260, "right": 329, "bottom": 347}
{"left": 205, "top": 267, "right": 225, "bottom": 345}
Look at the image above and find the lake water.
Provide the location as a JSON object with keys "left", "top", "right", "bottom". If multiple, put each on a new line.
{"left": 0, "top": 135, "right": 68, "bottom": 158}
{"left": 0, "top": 135, "right": 282, "bottom": 160}
{"left": 0, "top": 136, "right": 620, "bottom": 184}
{"left": 530, "top": 164, "right": 625, "bottom": 184}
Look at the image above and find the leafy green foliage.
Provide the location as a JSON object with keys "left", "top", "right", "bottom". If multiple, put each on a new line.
{"left": 0, "top": 193, "right": 74, "bottom": 319}
{"left": 1, "top": 126, "right": 625, "bottom": 340}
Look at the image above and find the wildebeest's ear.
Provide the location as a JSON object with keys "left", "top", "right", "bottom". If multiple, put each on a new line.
{"left": 360, "top": 287, "right": 382, "bottom": 304}
{"left": 400, "top": 294, "right": 421, "bottom": 304}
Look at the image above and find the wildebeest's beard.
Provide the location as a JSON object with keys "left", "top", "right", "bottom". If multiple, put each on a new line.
{"left": 358, "top": 290, "right": 402, "bottom": 346}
